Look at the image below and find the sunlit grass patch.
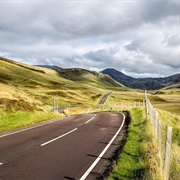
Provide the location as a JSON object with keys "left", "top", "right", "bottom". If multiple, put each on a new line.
{"left": 108, "top": 108, "right": 160, "bottom": 180}
{"left": 0, "top": 111, "right": 62, "bottom": 132}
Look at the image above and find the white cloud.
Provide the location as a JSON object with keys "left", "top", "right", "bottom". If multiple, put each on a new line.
{"left": 0, "top": 0, "right": 180, "bottom": 77}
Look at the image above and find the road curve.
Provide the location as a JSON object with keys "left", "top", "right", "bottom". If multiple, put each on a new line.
{"left": 99, "top": 92, "right": 112, "bottom": 104}
{"left": 0, "top": 112, "right": 125, "bottom": 180}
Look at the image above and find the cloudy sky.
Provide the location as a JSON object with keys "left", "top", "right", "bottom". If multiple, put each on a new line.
{"left": 0, "top": 0, "right": 180, "bottom": 77}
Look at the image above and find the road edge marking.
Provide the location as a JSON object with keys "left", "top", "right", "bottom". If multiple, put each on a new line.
{"left": 79, "top": 112, "right": 125, "bottom": 180}
{"left": 0, "top": 117, "right": 68, "bottom": 138}
{"left": 41, "top": 128, "right": 78, "bottom": 147}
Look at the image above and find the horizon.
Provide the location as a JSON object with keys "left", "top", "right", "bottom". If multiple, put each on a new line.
{"left": 34, "top": 63, "right": 179, "bottom": 79}
{"left": 1, "top": 56, "right": 179, "bottom": 79}
{"left": 0, "top": 1, "right": 180, "bottom": 78}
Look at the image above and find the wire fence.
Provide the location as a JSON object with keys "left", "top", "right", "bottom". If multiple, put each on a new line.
{"left": 65, "top": 100, "right": 144, "bottom": 115}
{"left": 145, "top": 90, "right": 180, "bottom": 180}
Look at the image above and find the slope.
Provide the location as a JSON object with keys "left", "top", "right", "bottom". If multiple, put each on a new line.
{"left": 0, "top": 57, "right": 125, "bottom": 114}
{"left": 102, "top": 68, "right": 180, "bottom": 90}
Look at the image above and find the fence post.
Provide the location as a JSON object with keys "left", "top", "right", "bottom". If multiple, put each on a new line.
{"left": 164, "top": 126, "right": 172, "bottom": 180}
{"left": 158, "top": 118, "right": 162, "bottom": 153}
{"left": 154, "top": 111, "right": 158, "bottom": 141}
{"left": 158, "top": 117, "right": 163, "bottom": 175}
{"left": 144, "top": 90, "right": 148, "bottom": 120}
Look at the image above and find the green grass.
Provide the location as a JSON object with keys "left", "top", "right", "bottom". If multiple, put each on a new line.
{"left": 0, "top": 58, "right": 126, "bottom": 114}
{"left": 0, "top": 111, "right": 62, "bottom": 132}
{"left": 108, "top": 108, "right": 161, "bottom": 180}
{"left": 149, "top": 89, "right": 180, "bottom": 116}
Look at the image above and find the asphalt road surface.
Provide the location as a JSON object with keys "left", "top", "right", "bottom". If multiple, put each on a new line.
{"left": 0, "top": 112, "right": 125, "bottom": 180}
{"left": 99, "top": 92, "right": 112, "bottom": 104}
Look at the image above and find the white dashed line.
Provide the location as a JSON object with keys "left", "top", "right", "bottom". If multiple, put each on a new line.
{"left": 85, "top": 117, "right": 95, "bottom": 124}
{"left": 0, "top": 163, "right": 3, "bottom": 166}
{"left": 41, "top": 128, "right": 78, "bottom": 147}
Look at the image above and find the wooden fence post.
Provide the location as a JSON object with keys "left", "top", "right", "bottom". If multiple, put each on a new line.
{"left": 164, "top": 126, "right": 172, "bottom": 180}
{"left": 144, "top": 90, "right": 148, "bottom": 120}
{"left": 155, "top": 111, "right": 159, "bottom": 141}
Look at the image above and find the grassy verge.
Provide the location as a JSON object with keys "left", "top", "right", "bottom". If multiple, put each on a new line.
{"left": 108, "top": 108, "right": 160, "bottom": 180}
{"left": 0, "top": 111, "right": 63, "bottom": 133}
{"left": 157, "top": 109, "right": 180, "bottom": 179}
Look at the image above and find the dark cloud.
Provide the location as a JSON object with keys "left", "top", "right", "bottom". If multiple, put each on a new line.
{"left": 0, "top": 0, "right": 180, "bottom": 77}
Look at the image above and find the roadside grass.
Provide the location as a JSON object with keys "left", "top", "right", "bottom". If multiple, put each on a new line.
{"left": 108, "top": 108, "right": 161, "bottom": 180}
{"left": 149, "top": 89, "right": 180, "bottom": 116}
{"left": 157, "top": 109, "right": 180, "bottom": 179}
{"left": 0, "top": 111, "right": 62, "bottom": 133}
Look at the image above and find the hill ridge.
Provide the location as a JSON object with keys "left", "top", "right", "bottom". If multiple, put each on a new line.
{"left": 101, "top": 68, "right": 180, "bottom": 90}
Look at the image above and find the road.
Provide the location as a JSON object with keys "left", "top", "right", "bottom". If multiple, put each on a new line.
{"left": 0, "top": 112, "right": 125, "bottom": 180}
{"left": 99, "top": 92, "right": 112, "bottom": 104}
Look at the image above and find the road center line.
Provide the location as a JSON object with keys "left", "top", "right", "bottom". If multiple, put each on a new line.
{"left": 41, "top": 128, "right": 78, "bottom": 147}
{"left": 85, "top": 117, "right": 95, "bottom": 124}
{"left": 79, "top": 113, "right": 125, "bottom": 180}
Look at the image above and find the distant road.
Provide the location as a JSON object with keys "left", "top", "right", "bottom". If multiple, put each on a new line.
{"left": 99, "top": 92, "right": 112, "bottom": 104}
{"left": 0, "top": 112, "right": 125, "bottom": 180}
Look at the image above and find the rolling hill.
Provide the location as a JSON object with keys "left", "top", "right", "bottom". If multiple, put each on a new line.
{"left": 102, "top": 68, "right": 180, "bottom": 90}
{"left": 0, "top": 57, "right": 125, "bottom": 114}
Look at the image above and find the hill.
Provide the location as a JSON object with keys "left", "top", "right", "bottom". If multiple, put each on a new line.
{"left": 35, "top": 65, "right": 63, "bottom": 70}
{"left": 102, "top": 68, "right": 180, "bottom": 90}
{"left": 0, "top": 57, "right": 125, "bottom": 114}
{"left": 56, "top": 68, "right": 123, "bottom": 88}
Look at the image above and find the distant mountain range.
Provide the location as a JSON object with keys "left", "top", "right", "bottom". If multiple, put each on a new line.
{"left": 35, "top": 64, "right": 180, "bottom": 90}
{"left": 101, "top": 68, "right": 180, "bottom": 90}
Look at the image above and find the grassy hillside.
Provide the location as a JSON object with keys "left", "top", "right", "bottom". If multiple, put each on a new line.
{"left": 0, "top": 57, "right": 126, "bottom": 116}
{"left": 0, "top": 57, "right": 127, "bottom": 132}
{"left": 149, "top": 87, "right": 180, "bottom": 116}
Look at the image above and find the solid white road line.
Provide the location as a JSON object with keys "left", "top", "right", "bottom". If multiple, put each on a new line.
{"left": 85, "top": 117, "right": 95, "bottom": 124}
{"left": 0, "top": 117, "right": 68, "bottom": 138}
{"left": 41, "top": 128, "right": 78, "bottom": 147}
{"left": 0, "top": 163, "right": 3, "bottom": 166}
{"left": 79, "top": 113, "right": 126, "bottom": 180}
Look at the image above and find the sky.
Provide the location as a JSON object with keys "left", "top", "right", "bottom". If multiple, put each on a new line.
{"left": 0, "top": 0, "right": 180, "bottom": 78}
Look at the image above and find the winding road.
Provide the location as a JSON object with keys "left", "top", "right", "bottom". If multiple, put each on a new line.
{"left": 0, "top": 112, "right": 125, "bottom": 180}
{"left": 99, "top": 92, "right": 112, "bottom": 104}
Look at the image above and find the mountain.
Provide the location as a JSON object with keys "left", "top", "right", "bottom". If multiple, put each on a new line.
{"left": 162, "top": 77, "right": 180, "bottom": 90}
{"left": 56, "top": 68, "right": 123, "bottom": 88}
{"left": 0, "top": 57, "right": 125, "bottom": 113}
{"left": 174, "top": 77, "right": 180, "bottom": 84}
{"left": 101, "top": 68, "right": 135, "bottom": 87}
{"left": 101, "top": 68, "right": 180, "bottom": 90}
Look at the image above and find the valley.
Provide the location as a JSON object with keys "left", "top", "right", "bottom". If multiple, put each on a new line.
{"left": 0, "top": 57, "right": 179, "bottom": 180}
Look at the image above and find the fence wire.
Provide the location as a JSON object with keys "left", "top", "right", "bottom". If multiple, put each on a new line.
{"left": 146, "top": 97, "right": 180, "bottom": 180}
